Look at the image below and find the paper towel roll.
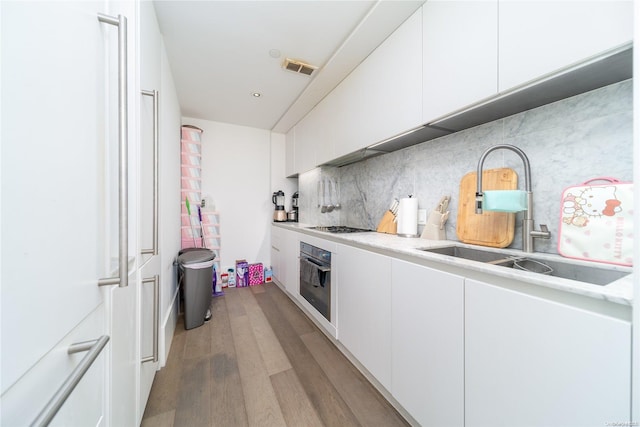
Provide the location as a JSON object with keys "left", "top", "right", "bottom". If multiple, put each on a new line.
{"left": 397, "top": 197, "right": 418, "bottom": 237}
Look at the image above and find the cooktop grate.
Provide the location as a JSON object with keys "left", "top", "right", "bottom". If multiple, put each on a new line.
{"left": 308, "top": 226, "right": 373, "bottom": 233}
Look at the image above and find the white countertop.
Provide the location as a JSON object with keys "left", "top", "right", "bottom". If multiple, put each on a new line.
{"left": 275, "top": 222, "right": 633, "bottom": 306}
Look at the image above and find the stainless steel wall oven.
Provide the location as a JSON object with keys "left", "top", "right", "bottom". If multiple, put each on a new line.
{"left": 299, "top": 242, "right": 331, "bottom": 321}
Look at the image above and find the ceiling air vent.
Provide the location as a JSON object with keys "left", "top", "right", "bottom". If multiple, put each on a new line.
{"left": 283, "top": 58, "right": 317, "bottom": 76}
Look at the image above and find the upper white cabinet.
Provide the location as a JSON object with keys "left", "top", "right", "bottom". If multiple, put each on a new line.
{"left": 332, "top": 8, "right": 423, "bottom": 159}
{"left": 292, "top": 115, "right": 317, "bottom": 174}
{"left": 498, "top": 0, "right": 633, "bottom": 91}
{"left": 465, "top": 279, "right": 631, "bottom": 427}
{"left": 391, "top": 260, "right": 464, "bottom": 427}
{"left": 285, "top": 127, "right": 296, "bottom": 177}
{"left": 336, "top": 244, "right": 392, "bottom": 390}
{"left": 422, "top": 0, "right": 498, "bottom": 123}
{"left": 423, "top": 0, "right": 632, "bottom": 124}
{"left": 288, "top": 8, "right": 423, "bottom": 175}
{"left": 297, "top": 96, "right": 336, "bottom": 167}
{"left": 287, "top": 1, "right": 632, "bottom": 172}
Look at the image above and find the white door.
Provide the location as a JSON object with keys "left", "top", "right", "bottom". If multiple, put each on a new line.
{"left": 1, "top": 1, "right": 134, "bottom": 425}
{"left": 138, "top": 3, "right": 164, "bottom": 419}
{"left": 138, "top": 78, "right": 161, "bottom": 423}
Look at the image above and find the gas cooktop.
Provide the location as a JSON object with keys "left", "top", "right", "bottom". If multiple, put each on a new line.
{"left": 308, "top": 226, "right": 374, "bottom": 234}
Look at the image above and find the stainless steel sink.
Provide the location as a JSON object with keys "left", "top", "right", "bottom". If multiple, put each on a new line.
{"left": 491, "top": 257, "right": 629, "bottom": 286}
{"left": 420, "top": 246, "right": 630, "bottom": 286}
{"left": 421, "top": 246, "right": 514, "bottom": 264}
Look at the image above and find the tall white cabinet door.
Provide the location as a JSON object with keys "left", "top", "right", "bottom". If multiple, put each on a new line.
{"left": 336, "top": 244, "right": 392, "bottom": 390}
{"left": 465, "top": 279, "right": 631, "bottom": 427}
{"left": 1, "top": 1, "right": 115, "bottom": 424}
{"left": 422, "top": 0, "right": 498, "bottom": 123}
{"left": 498, "top": 0, "right": 633, "bottom": 91}
{"left": 391, "top": 260, "right": 464, "bottom": 427}
{"left": 138, "top": 2, "right": 163, "bottom": 420}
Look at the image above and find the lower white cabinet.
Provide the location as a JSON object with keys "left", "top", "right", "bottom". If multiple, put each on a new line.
{"left": 465, "top": 279, "right": 631, "bottom": 427}
{"left": 274, "top": 230, "right": 632, "bottom": 426}
{"left": 391, "top": 260, "right": 464, "bottom": 427}
{"left": 271, "top": 226, "right": 299, "bottom": 295}
{"left": 336, "top": 244, "right": 392, "bottom": 390}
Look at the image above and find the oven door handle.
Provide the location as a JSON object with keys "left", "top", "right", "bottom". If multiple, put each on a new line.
{"left": 300, "top": 257, "right": 331, "bottom": 273}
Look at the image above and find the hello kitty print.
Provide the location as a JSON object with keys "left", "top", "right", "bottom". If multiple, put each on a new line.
{"left": 558, "top": 178, "right": 633, "bottom": 266}
{"left": 561, "top": 185, "right": 623, "bottom": 227}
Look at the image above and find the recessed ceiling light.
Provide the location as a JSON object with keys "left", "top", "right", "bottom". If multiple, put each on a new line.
{"left": 251, "top": 92, "right": 262, "bottom": 98}
{"left": 269, "top": 49, "right": 281, "bottom": 59}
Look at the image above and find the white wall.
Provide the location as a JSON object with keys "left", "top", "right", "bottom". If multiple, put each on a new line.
{"left": 185, "top": 118, "right": 272, "bottom": 272}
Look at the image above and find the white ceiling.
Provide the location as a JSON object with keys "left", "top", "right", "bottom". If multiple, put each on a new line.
{"left": 153, "top": 1, "right": 424, "bottom": 133}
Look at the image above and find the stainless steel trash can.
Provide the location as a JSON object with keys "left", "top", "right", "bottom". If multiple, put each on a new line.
{"left": 177, "top": 248, "right": 215, "bottom": 330}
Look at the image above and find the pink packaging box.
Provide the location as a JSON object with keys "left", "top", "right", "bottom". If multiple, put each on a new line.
{"left": 248, "top": 263, "right": 264, "bottom": 286}
{"left": 181, "top": 238, "right": 202, "bottom": 249}
{"left": 236, "top": 260, "right": 249, "bottom": 288}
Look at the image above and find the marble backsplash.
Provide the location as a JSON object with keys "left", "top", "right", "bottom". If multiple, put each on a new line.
{"left": 298, "top": 79, "right": 633, "bottom": 253}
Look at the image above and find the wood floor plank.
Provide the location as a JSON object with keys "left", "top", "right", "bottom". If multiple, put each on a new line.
{"left": 224, "top": 286, "right": 247, "bottom": 318}
{"left": 270, "top": 369, "right": 324, "bottom": 427}
{"left": 144, "top": 283, "right": 410, "bottom": 427}
{"left": 209, "top": 294, "right": 249, "bottom": 427}
{"left": 173, "top": 356, "right": 212, "bottom": 427}
{"left": 301, "top": 331, "right": 409, "bottom": 427}
{"left": 238, "top": 287, "right": 292, "bottom": 376}
{"left": 141, "top": 409, "right": 175, "bottom": 427}
{"left": 250, "top": 284, "right": 266, "bottom": 294}
{"left": 254, "top": 288, "right": 361, "bottom": 427}
{"left": 262, "top": 283, "right": 316, "bottom": 336}
{"left": 229, "top": 313, "right": 287, "bottom": 427}
{"left": 143, "top": 320, "right": 187, "bottom": 419}
{"left": 183, "top": 313, "right": 212, "bottom": 360}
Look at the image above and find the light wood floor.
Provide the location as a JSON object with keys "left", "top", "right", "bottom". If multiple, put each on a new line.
{"left": 141, "top": 282, "right": 409, "bottom": 427}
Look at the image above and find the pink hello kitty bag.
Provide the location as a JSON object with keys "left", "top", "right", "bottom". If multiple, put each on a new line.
{"left": 558, "top": 177, "right": 633, "bottom": 266}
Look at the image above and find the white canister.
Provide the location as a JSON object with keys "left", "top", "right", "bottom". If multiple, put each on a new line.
{"left": 397, "top": 196, "right": 418, "bottom": 237}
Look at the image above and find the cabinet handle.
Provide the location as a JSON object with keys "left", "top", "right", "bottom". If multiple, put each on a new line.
{"left": 141, "top": 90, "right": 158, "bottom": 256}
{"left": 300, "top": 257, "right": 331, "bottom": 273}
{"left": 30, "top": 336, "right": 110, "bottom": 427}
{"left": 141, "top": 276, "right": 159, "bottom": 364}
{"left": 98, "top": 13, "right": 129, "bottom": 287}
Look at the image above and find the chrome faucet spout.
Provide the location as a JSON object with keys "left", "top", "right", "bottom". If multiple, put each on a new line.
{"left": 475, "top": 144, "right": 550, "bottom": 252}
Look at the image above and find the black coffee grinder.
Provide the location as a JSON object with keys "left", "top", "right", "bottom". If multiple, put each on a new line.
{"left": 288, "top": 191, "right": 299, "bottom": 222}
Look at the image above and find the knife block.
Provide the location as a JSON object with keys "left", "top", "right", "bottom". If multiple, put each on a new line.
{"left": 420, "top": 211, "right": 446, "bottom": 240}
{"left": 376, "top": 211, "right": 397, "bottom": 234}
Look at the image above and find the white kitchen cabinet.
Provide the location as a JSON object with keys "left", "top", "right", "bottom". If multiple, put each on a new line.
{"left": 336, "top": 244, "right": 392, "bottom": 390}
{"left": 271, "top": 225, "right": 299, "bottom": 296}
{"left": 289, "top": 7, "right": 422, "bottom": 168}
{"left": 285, "top": 127, "right": 296, "bottom": 177}
{"left": 465, "top": 279, "right": 631, "bottom": 427}
{"left": 391, "top": 260, "right": 464, "bottom": 427}
{"left": 2, "top": 1, "right": 140, "bottom": 424}
{"left": 281, "top": 229, "right": 300, "bottom": 296}
{"left": 271, "top": 225, "right": 283, "bottom": 280}
{"left": 293, "top": 116, "right": 318, "bottom": 174}
{"left": 498, "top": 0, "right": 633, "bottom": 91}
{"left": 308, "top": 98, "right": 336, "bottom": 166}
{"left": 422, "top": 0, "right": 498, "bottom": 123}
{"left": 333, "top": 8, "right": 423, "bottom": 158}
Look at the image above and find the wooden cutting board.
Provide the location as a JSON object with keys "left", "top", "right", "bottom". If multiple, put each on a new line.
{"left": 456, "top": 168, "right": 518, "bottom": 248}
